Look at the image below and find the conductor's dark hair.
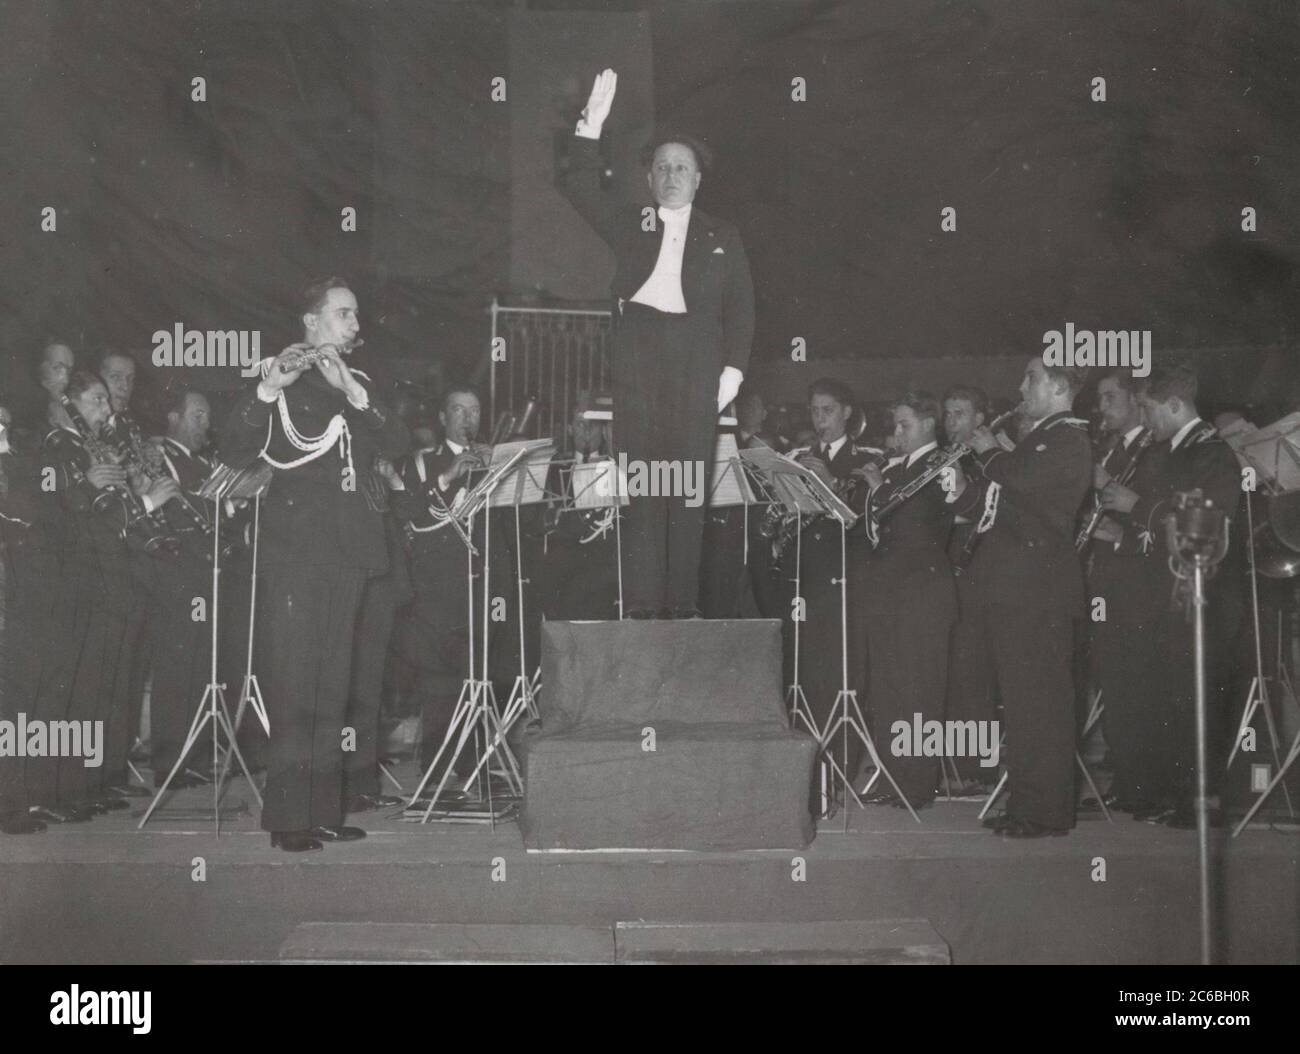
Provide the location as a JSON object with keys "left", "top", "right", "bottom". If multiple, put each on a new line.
{"left": 807, "top": 377, "right": 855, "bottom": 411}
{"left": 895, "top": 390, "right": 941, "bottom": 429}
{"left": 640, "top": 131, "right": 714, "bottom": 173}
{"left": 942, "top": 384, "right": 989, "bottom": 419}
{"left": 1143, "top": 362, "right": 1198, "bottom": 406}
{"left": 300, "top": 275, "right": 353, "bottom": 318}
{"left": 66, "top": 369, "right": 108, "bottom": 402}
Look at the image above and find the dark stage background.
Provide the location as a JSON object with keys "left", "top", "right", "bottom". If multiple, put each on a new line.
{"left": 2, "top": 0, "right": 1298, "bottom": 409}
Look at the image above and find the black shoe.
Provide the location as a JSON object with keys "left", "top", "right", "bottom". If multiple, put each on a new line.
{"left": 982, "top": 811, "right": 1013, "bottom": 831}
{"left": 862, "top": 790, "right": 899, "bottom": 806}
{"left": 672, "top": 607, "right": 703, "bottom": 620}
{"left": 106, "top": 783, "right": 151, "bottom": 799}
{"left": 1, "top": 811, "right": 46, "bottom": 834}
{"left": 310, "top": 825, "right": 366, "bottom": 842}
{"left": 998, "top": 817, "right": 1070, "bottom": 839}
{"left": 347, "top": 793, "right": 403, "bottom": 812}
{"left": 270, "top": 830, "right": 323, "bottom": 852}
{"left": 29, "top": 804, "right": 93, "bottom": 824}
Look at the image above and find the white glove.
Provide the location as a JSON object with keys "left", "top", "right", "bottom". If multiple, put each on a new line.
{"left": 576, "top": 68, "right": 617, "bottom": 140}
{"left": 716, "top": 366, "right": 744, "bottom": 414}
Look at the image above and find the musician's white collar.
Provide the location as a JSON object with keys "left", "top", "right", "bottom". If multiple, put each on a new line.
{"left": 906, "top": 440, "right": 939, "bottom": 468}
{"left": 445, "top": 438, "right": 466, "bottom": 455}
{"left": 1122, "top": 425, "right": 1144, "bottom": 448}
{"left": 1169, "top": 417, "right": 1202, "bottom": 452}
{"left": 820, "top": 434, "right": 848, "bottom": 461}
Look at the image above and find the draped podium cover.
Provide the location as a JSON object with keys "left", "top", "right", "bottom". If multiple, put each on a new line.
{"left": 521, "top": 619, "right": 816, "bottom": 850}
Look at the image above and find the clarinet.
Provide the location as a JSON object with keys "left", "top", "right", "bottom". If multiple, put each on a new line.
{"left": 1074, "top": 429, "right": 1154, "bottom": 552}
{"left": 873, "top": 409, "right": 1017, "bottom": 522}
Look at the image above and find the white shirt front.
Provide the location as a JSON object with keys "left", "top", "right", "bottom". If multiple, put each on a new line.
{"left": 630, "top": 205, "right": 691, "bottom": 314}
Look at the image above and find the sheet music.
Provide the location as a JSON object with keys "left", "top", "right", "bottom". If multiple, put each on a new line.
{"left": 708, "top": 433, "right": 757, "bottom": 507}
{"left": 571, "top": 457, "right": 629, "bottom": 509}
{"left": 1226, "top": 411, "right": 1300, "bottom": 492}
{"left": 739, "top": 447, "right": 856, "bottom": 525}
{"left": 485, "top": 438, "right": 554, "bottom": 507}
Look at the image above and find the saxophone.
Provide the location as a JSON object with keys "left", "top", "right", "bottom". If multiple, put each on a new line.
{"left": 117, "top": 415, "right": 216, "bottom": 541}
{"left": 58, "top": 399, "right": 178, "bottom": 554}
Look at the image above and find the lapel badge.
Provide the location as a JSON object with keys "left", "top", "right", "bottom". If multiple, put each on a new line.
{"left": 1035, "top": 443, "right": 1047, "bottom": 452}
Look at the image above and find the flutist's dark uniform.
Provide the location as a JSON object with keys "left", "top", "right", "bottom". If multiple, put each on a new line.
{"left": 558, "top": 137, "right": 754, "bottom": 614}
{"left": 863, "top": 446, "right": 959, "bottom": 805}
{"left": 221, "top": 370, "right": 407, "bottom": 834}
{"left": 954, "top": 413, "right": 1092, "bottom": 831}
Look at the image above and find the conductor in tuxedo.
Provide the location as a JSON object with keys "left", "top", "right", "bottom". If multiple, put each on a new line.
{"left": 221, "top": 277, "right": 409, "bottom": 852}
{"left": 558, "top": 69, "right": 755, "bottom": 617}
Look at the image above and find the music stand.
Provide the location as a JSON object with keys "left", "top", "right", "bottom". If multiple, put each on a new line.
{"left": 739, "top": 448, "right": 818, "bottom": 740}
{"left": 138, "top": 496, "right": 259, "bottom": 833}
{"left": 1222, "top": 422, "right": 1300, "bottom": 830}
{"left": 742, "top": 448, "right": 917, "bottom": 825}
{"left": 493, "top": 441, "right": 554, "bottom": 735}
{"left": 407, "top": 441, "right": 536, "bottom": 824}
{"left": 197, "top": 464, "right": 273, "bottom": 794}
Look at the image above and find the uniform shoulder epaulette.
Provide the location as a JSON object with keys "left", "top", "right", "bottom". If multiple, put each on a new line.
{"left": 851, "top": 443, "right": 886, "bottom": 457}
{"left": 1187, "top": 422, "right": 1220, "bottom": 446}
{"left": 1047, "top": 416, "right": 1090, "bottom": 432}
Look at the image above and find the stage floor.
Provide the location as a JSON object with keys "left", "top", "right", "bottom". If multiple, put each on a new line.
{"left": 1, "top": 763, "right": 1297, "bottom": 964}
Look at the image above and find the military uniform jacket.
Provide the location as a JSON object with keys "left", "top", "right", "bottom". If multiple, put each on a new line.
{"left": 958, "top": 411, "right": 1093, "bottom": 612}
{"left": 864, "top": 448, "right": 958, "bottom": 589}
{"left": 220, "top": 369, "right": 409, "bottom": 572}
{"left": 557, "top": 136, "right": 755, "bottom": 375}
{"left": 1117, "top": 419, "right": 1244, "bottom": 607}
{"left": 797, "top": 440, "right": 883, "bottom": 549}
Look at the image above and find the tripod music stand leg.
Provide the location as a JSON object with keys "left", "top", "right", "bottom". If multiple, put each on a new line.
{"left": 379, "top": 761, "right": 403, "bottom": 793}
{"left": 139, "top": 686, "right": 217, "bottom": 828}
{"left": 407, "top": 679, "right": 479, "bottom": 813}
{"left": 1075, "top": 751, "right": 1112, "bottom": 822}
{"left": 978, "top": 770, "right": 1008, "bottom": 820}
{"left": 1232, "top": 727, "right": 1300, "bottom": 836}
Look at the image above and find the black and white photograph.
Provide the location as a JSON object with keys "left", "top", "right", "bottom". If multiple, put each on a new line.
{"left": 1, "top": 0, "right": 1298, "bottom": 999}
